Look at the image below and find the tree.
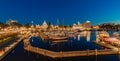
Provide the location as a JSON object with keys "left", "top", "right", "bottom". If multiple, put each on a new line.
{"left": 11, "top": 22, "right": 22, "bottom": 27}
{"left": 47, "top": 22, "right": 51, "bottom": 29}
{"left": 0, "top": 22, "right": 4, "bottom": 28}
{"left": 24, "top": 23, "right": 31, "bottom": 28}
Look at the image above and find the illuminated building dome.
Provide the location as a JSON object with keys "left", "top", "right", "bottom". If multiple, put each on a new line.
{"left": 86, "top": 20, "right": 90, "bottom": 23}
{"left": 41, "top": 20, "right": 48, "bottom": 29}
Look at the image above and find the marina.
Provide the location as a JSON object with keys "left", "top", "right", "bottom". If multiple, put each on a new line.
{"left": 22, "top": 30, "right": 120, "bottom": 58}
{"left": 1, "top": 31, "right": 120, "bottom": 61}
{"left": 0, "top": 18, "right": 120, "bottom": 61}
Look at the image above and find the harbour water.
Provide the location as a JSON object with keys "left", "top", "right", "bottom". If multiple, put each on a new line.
{"left": 2, "top": 31, "right": 120, "bottom": 61}
{"left": 29, "top": 31, "right": 101, "bottom": 52}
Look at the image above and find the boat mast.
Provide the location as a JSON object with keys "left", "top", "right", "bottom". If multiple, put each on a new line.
{"left": 57, "top": 18, "right": 59, "bottom": 26}
{"left": 63, "top": 18, "right": 64, "bottom": 27}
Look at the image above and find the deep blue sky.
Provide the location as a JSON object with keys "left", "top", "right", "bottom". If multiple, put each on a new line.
{"left": 0, "top": 0, "right": 120, "bottom": 25}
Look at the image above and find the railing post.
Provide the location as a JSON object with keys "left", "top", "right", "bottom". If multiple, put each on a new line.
{"left": 44, "top": 51, "right": 46, "bottom": 55}
{"left": 118, "top": 48, "right": 120, "bottom": 54}
{"left": 95, "top": 49, "right": 97, "bottom": 56}
{"left": 37, "top": 47, "right": 38, "bottom": 53}
{"left": 60, "top": 51, "right": 62, "bottom": 58}
{"left": 87, "top": 49, "right": 89, "bottom": 56}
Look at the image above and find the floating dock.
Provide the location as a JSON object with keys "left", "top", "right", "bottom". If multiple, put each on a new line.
{"left": 24, "top": 46, "right": 118, "bottom": 58}
{"left": 24, "top": 38, "right": 119, "bottom": 58}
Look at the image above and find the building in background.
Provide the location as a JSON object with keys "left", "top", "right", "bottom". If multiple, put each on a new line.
{"left": 72, "top": 21, "right": 83, "bottom": 30}
{"left": 41, "top": 20, "right": 48, "bottom": 30}
{"left": 72, "top": 21, "right": 91, "bottom": 31}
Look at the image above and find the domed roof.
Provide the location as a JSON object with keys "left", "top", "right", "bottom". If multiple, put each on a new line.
{"left": 41, "top": 20, "right": 48, "bottom": 29}
{"left": 86, "top": 20, "right": 90, "bottom": 23}
{"left": 78, "top": 21, "right": 81, "bottom": 24}
{"left": 73, "top": 23, "right": 76, "bottom": 25}
{"left": 43, "top": 20, "right": 47, "bottom": 25}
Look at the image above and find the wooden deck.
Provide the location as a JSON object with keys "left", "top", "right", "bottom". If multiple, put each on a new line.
{"left": 23, "top": 38, "right": 119, "bottom": 58}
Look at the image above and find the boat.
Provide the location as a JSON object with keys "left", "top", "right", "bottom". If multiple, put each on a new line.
{"left": 52, "top": 40, "right": 67, "bottom": 43}
{"left": 112, "top": 32, "right": 119, "bottom": 38}
{"left": 97, "top": 31, "right": 110, "bottom": 42}
{"left": 99, "top": 31, "right": 110, "bottom": 38}
{"left": 49, "top": 36, "right": 68, "bottom": 41}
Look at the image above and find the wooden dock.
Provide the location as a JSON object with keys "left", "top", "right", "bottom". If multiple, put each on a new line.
{"left": 0, "top": 34, "right": 30, "bottom": 60}
{"left": 0, "top": 36, "right": 24, "bottom": 60}
{"left": 24, "top": 38, "right": 119, "bottom": 58}
{"left": 93, "top": 41, "right": 119, "bottom": 51}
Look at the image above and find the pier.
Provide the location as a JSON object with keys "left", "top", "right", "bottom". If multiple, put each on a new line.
{"left": 23, "top": 37, "right": 119, "bottom": 58}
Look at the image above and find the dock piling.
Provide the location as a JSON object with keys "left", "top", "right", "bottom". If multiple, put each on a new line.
{"left": 95, "top": 49, "right": 97, "bottom": 56}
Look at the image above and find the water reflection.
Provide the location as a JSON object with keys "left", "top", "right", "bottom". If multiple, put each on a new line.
{"left": 118, "top": 54, "right": 120, "bottom": 60}
{"left": 95, "top": 31, "right": 100, "bottom": 42}
{"left": 77, "top": 35, "right": 80, "bottom": 41}
{"left": 50, "top": 40, "right": 68, "bottom": 46}
{"left": 74, "top": 36, "right": 76, "bottom": 40}
{"left": 86, "top": 31, "right": 91, "bottom": 42}
{"left": 77, "top": 31, "right": 91, "bottom": 42}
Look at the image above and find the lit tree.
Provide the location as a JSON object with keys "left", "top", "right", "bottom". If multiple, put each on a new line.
{"left": 0, "top": 22, "right": 4, "bottom": 28}
{"left": 24, "top": 23, "right": 31, "bottom": 28}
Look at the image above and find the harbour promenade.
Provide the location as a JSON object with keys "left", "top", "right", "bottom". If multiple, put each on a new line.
{"left": 0, "top": 34, "right": 29, "bottom": 60}
{"left": 24, "top": 37, "right": 119, "bottom": 58}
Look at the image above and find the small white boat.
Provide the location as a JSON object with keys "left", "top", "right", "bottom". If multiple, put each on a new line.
{"left": 52, "top": 40, "right": 67, "bottom": 43}
{"left": 49, "top": 36, "right": 68, "bottom": 41}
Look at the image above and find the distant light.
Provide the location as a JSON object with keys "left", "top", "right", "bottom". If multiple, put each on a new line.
{"left": 86, "top": 20, "right": 90, "bottom": 23}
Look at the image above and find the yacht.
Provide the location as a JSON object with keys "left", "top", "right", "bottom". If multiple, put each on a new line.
{"left": 49, "top": 36, "right": 68, "bottom": 41}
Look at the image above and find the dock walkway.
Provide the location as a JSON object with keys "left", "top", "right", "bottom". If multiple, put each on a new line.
{"left": 0, "top": 34, "right": 28, "bottom": 60}
{"left": 24, "top": 38, "right": 119, "bottom": 58}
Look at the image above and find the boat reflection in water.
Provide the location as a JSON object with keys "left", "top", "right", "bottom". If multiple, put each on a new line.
{"left": 86, "top": 31, "right": 91, "bottom": 42}
{"left": 77, "top": 31, "right": 91, "bottom": 42}
{"left": 77, "top": 35, "right": 80, "bottom": 41}
{"left": 50, "top": 40, "right": 68, "bottom": 46}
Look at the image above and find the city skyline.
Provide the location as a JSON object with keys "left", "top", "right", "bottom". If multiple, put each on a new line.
{"left": 0, "top": 0, "right": 120, "bottom": 25}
